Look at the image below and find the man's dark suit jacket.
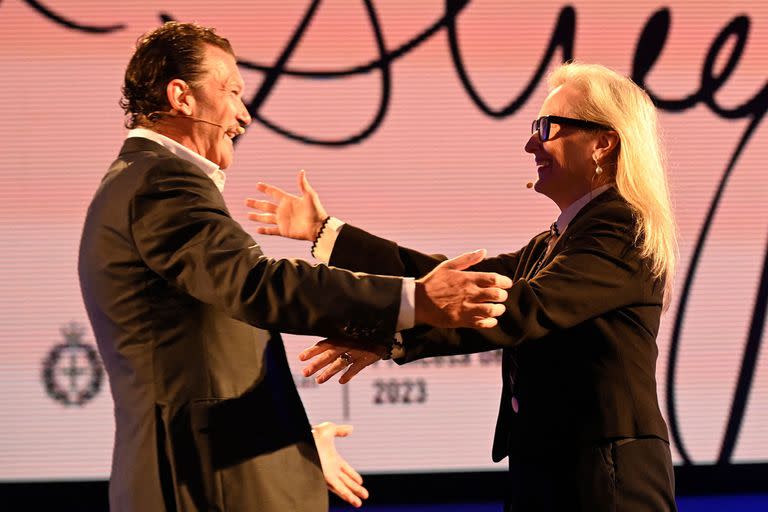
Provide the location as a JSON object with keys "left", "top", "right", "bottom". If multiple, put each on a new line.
{"left": 327, "top": 188, "right": 670, "bottom": 461}
{"left": 78, "top": 137, "right": 403, "bottom": 512}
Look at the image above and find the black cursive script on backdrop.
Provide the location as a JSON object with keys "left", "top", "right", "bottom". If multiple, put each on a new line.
{"left": 20, "top": 0, "right": 124, "bottom": 33}
{"left": 9, "top": 0, "right": 768, "bottom": 465}
{"left": 634, "top": 8, "right": 768, "bottom": 466}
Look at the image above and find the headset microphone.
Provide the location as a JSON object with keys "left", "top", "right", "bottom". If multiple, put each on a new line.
{"left": 185, "top": 116, "right": 225, "bottom": 129}
{"left": 149, "top": 111, "right": 245, "bottom": 135}
{"left": 190, "top": 116, "right": 246, "bottom": 135}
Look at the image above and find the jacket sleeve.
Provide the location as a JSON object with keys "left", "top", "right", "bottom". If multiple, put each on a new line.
{"left": 493, "top": 204, "right": 661, "bottom": 343}
{"left": 330, "top": 223, "right": 522, "bottom": 279}
{"left": 327, "top": 206, "right": 662, "bottom": 358}
{"left": 402, "top": 204, "right": 663, "bottom": 359}
{"left": 329, "top": 224, "right": 445, "bottom": 277}
{"left": 130, "top": 160, "right": 402, "bottom": 342}
{"left": 328, "top": 223, "right": 523, "bottom": 359}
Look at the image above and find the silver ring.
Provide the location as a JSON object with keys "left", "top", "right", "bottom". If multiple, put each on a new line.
{"left": 339, "top": 352, "right": 354, "bottom": 365}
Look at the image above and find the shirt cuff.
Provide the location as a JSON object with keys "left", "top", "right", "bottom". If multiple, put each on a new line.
{"left": 396, "top": 278, "right": 415, "bottom": 331}
{"left": 311, "top": 217, "right": 345, "bottom": 262}
{"left": 390, "top": 333, "right": 406, "bottom": 360}
{"left": 314, "top": 217, "right": 414, "bottom": 333}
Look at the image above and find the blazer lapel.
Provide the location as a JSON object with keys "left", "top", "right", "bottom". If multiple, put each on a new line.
{"left": 547, "top": 187, "right": 624, "bottom": 257}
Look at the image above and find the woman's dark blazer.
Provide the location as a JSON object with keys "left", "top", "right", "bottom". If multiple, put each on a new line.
{"left": 328, "top": 188, "right": 670, "bottom": 461}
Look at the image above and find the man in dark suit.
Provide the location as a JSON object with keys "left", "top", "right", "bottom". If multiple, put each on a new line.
{"left": 78, "top": 22, "right": 512, "bottom": 512}
{"left": 249, "top": 63, "right": 679, "bottom": 510}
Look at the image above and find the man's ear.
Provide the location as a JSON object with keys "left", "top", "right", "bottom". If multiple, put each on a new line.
{"left": 166, "top": 79, "right": 194, "bottom": 116}
{"left": 592, "top": 130, "right": 619, "bottom": 163}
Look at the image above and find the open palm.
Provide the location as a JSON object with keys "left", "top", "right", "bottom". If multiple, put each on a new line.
{"left": 246, "top": 170, "right": 328, "bottom": 241}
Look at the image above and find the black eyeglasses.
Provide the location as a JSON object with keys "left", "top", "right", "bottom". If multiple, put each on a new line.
{"left": 531, "top": 115, "right": 612, "bottom": 142}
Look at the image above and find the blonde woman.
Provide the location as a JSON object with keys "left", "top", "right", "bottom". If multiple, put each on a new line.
{"left": 249, "top": 62, "right": 678, "bottom": 511}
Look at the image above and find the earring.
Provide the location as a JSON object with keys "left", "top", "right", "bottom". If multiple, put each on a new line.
{"left": 594, "top": 157, "right": 603, "bottom": 175}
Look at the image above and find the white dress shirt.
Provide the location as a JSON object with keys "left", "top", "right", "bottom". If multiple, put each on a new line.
{"left": 127, "top": 128, "right": 227, "bottom": 193}
{"left": 552, "top": 184, "right": 613, "bottom": 236}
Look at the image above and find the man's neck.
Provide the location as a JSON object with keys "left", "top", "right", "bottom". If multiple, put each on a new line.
{"left": 127, "top": 127, "right": 225, "bottom": 192}
{"left": 149, "top": 123, "right": 206, "bottom": 159}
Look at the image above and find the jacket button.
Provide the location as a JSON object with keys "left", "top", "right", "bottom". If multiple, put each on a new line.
{"left": 511, "top": 396, "right": 519, "bottom": 413}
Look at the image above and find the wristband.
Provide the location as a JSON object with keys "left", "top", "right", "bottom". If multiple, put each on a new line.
{"left": 310, "top": 216, "right": 331, "bottom": 258}
{"left": 380, "top": 337, "right": 404, "bottom": 360}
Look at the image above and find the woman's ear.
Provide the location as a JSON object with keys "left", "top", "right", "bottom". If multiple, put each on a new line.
{"left": 592, "top": 130, "right": 619, "bottom": 163}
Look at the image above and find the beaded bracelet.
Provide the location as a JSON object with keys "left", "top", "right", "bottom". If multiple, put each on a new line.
{"left": 310, "top": 216, "right": 332, "bottom": 258}
{"left": 380, "top": 337, "right": 404, "bottom": 360}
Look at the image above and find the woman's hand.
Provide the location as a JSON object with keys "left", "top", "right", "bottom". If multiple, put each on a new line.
{"left": 311, "top": 422, "right": 369, "bottom": 508}
{"left": 246, "top": 169, "right": 328, "bottom": 241}
{"left": 300, "top": 339, "right": 385, "bottom": 384}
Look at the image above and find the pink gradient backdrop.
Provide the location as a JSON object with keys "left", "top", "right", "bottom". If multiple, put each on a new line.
{"left": 0, "top": 0, "right": 766, "bottom": 479}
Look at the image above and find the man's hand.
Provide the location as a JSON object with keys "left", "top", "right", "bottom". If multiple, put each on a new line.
{"left": 246, "top": 170, "right": 328, "bottom": 241}
{"left": 415, "top": 249, "right": 513, "bottom": 328}
{"left": 299, "top": 339, "right": 384, "bottom": 384}
{"left": 312, "top": 422, "right": 369, "bottom": 508}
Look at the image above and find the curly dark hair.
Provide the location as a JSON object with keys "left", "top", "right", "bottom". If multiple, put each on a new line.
{"left": 120, "top": 22, "right": 234, "bottom": 128}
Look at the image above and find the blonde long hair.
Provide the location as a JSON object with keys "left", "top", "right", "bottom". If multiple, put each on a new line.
{"left": 548, "top": 62, "right": 678, "bottom": 307}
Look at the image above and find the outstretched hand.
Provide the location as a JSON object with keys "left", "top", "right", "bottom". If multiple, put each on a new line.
{"left": 299, "top": 339, "right": 384, "bottom": 384}
{"left": 415, "top": 249, "right": 513, "bottom": 329}
{"left": 312, "top": 422, "right": 369, "bottom": 508}
{"left": 246, "top": 169, "right": 328, "bottom": 241}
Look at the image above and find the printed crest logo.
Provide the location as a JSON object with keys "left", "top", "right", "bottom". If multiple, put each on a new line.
{"left": 42, "top": 322, "right": 103, "bottom": 406}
